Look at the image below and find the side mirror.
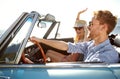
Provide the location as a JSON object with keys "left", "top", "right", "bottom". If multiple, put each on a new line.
{"left": 37, "top": 13, "right": 55, "bottom": 28}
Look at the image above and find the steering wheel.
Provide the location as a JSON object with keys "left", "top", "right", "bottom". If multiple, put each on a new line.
{"left": 30, "top": 40, "right": 47, "bottom": 63}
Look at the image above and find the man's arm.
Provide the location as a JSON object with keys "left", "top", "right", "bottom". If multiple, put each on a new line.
{"left": 30, "top": 36, "right": 68, "bottom": 51}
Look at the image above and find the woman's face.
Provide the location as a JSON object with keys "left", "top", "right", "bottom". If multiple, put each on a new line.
{"left": 74, "top": 27, "right": 85, "bottom": 39}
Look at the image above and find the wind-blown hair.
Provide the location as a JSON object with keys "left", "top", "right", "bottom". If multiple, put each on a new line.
{"left": 94, "top": 10, "right": 117, "bottom": 34}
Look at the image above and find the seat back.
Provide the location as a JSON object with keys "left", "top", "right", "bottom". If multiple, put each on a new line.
{"left": 109, "top": 34, "right": 120, "bottom": 62}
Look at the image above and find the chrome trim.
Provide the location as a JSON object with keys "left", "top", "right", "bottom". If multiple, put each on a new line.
{"left": 0, "top": 76, "right": 10, "bottom": 79}
{"left": 0, "top": 62, "right": 120, "bottom": 68}
{"left": 14, "top": 12, "right": 39, "bottom": 64}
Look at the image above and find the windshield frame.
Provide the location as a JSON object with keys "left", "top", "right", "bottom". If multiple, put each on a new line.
{"left": 0, "top": 12, "right": 40, "bottom": 64}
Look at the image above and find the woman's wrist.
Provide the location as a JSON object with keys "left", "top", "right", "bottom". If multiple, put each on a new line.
{"left": 76, "top": 18, "right": 79, "bottom": 20}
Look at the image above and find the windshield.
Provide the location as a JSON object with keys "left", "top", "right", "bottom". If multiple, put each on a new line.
{"left": 0, "top": 18, "right": 33, "bottom": 63}
{"left": 0, "top": 28, "right": 7, "bottom": 39}
{"left": 30, "top": 21, "right": 59, "bottom": 39}
{"left": 0, "top": 13, "right": 59, "bottom": 63}
{"left": 31, "top": 21, "right": 52, "bottom": 38}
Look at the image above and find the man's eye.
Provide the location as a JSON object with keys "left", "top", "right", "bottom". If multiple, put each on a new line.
{"left": 89, "top": 21, "right": 93, "bottom": 26}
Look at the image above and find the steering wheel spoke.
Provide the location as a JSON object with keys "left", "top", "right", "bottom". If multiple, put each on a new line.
{"left": 31, "top": 40, "right": 47, "bottom": 63}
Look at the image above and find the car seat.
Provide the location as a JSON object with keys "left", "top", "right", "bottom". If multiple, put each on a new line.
{"left": 109, "top": 34, "right": 120, "bottom": 62}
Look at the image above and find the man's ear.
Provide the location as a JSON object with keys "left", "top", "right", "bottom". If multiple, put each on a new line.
{"left": 99, "top": 23, "right": 108, "bottom": 34}
{"left": 104, "top": 24, "right": 108, "bottom": 31}
{"left": 101, "top": 23, "right": 108, "bottom": 31}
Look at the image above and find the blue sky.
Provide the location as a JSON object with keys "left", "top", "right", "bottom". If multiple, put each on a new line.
{"left": 0, "top": 0, "right": 120, "bottom": 37}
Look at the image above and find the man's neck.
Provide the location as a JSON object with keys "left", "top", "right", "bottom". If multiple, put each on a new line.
{"left": 94, "top": 34, "right": 108, "bottom": 46}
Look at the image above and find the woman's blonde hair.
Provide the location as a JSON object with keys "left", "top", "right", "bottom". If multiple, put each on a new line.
{"left": 74, "top": 20, "right": 89, "bottom": 43}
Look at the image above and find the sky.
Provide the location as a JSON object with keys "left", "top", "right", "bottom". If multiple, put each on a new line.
{"left": 0, "top": 0, "right": 120, "bottom": 37}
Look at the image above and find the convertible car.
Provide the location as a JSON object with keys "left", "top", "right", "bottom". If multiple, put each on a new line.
{"left": 0, "top": 11, "right": 120, "bottom": 79}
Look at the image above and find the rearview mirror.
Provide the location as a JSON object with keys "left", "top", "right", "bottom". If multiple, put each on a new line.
{"left": 37, "top": 21, "right": 46, "bottom": 28}
{"left": 45, "top": 14, "right": 55, "bottom": 22}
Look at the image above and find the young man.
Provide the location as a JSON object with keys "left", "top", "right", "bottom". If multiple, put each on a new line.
{"left": 30, "top": 10, "right": 119, "bottom": 63}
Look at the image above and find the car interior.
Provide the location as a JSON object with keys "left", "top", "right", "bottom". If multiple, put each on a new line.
{"left": 0, "top": 12, "right": 119, "bottom": 65}
{"left": 20, "top": 34, "right": 120, "bottom": 64}
{"left": 109, "top": 34, "right": 120, "bottom": 62}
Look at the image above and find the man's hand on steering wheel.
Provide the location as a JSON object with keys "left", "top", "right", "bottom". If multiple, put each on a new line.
{"left": 29, "top": 36, "right": 47, "bottom": 63}
{"left": 29, "top": 36, "right": 40, "bottom": 43}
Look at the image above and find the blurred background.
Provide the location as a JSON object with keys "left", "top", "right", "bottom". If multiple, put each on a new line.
{"left": 0, "top": 0, "right": 120, "bottom": 38}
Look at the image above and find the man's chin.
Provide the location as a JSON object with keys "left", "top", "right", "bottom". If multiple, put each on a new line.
{"left": 87, "top": 33, "right": 91, "bottom": 38}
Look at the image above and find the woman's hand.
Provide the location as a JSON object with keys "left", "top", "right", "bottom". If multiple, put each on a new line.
{"left": 76, "top": 8, "right": 88, "bottom": 20}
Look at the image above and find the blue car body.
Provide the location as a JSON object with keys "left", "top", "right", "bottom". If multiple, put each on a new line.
{"left": 0, "top": 11, "right": 120, "bottom": 79}
{"left": 0, "top": 64, "right": 120, "bottom": 79}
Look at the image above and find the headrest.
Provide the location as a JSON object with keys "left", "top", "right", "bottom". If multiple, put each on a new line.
{"left": 109, "top": 34, "right": 120, "bottom": 47}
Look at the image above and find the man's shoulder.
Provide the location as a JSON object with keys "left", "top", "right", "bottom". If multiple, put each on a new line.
{"left": 85, "top": 40, "right": 94, "bottom": 45}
